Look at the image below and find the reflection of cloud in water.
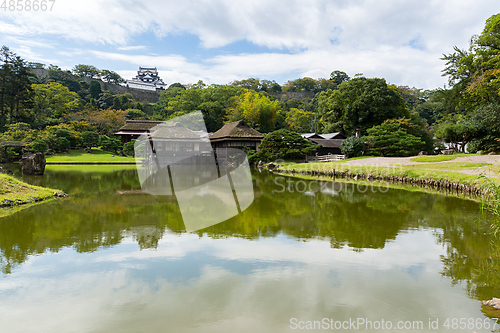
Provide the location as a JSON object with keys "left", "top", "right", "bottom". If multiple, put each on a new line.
{"left": 0, "top": 249, "right": 485, "bottom": 333}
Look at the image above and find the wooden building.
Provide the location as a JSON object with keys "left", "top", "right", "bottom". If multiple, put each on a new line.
{"left": 209, "top": 120, "right": 264, "bottom": 152}
{"left": 302, "top": 132, "right": 347, "bottom": 156}
{"left": 115, "top": 120, "right": 163, "bottom": 144}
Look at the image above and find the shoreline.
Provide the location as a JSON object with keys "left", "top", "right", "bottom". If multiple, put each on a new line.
{"left": 0, "top": 173, "right": 66, "bottom": 209}
{"left": 277, "top": 168, "right": 484, "bottom": 197}
{"left": 276, "top": 155, "right": 500, "bottom": 197}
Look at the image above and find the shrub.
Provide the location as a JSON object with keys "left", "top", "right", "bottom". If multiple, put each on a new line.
{"left": 28, "top": 140, "right": 49, "bottom": 154}
{"left": 341, "top": 136, "right": 365, "bottom": 157}
{"left": 100, "top": 136, "right": 122, "bottom": 154}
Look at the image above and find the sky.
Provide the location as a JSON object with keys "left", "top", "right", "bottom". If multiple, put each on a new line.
{"left": 1, "top": 0, "right": 500, "bottom": 89}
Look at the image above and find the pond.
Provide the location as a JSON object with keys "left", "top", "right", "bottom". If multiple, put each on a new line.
{"left": 0, "top": 165, "right": 499, "bottom": 332}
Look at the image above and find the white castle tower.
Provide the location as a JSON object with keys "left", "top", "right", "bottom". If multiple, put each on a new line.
{"left": 127, "top": 67, "right": 166, "bottom": 91}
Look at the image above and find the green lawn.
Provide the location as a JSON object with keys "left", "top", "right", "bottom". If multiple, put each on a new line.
{"left": 0, "top": 173, "right": 62, "bottom": 206}
{"left": 279, "top": 160, "right": 498, "bottom": 186}
{"left": 46, "top": 148, "right": 136, "bottom": 163}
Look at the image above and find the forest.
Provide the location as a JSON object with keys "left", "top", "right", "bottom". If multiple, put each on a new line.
{"left": 0, "top": 13, "right": 499, "bottom": 161}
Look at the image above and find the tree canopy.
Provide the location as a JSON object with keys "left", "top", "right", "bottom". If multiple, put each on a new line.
{"left": 318, "top": 77, "right": 409, "bottom": 135}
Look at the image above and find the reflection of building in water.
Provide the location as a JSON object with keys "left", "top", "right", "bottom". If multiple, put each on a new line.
{"left": 126, "top": 67, "right": 167, "bottom": 91}
{"left": 147, "top": 122, "right": 213, "bottom": 165}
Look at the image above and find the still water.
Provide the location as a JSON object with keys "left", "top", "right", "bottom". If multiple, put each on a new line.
{"left": 0, "top": 165, "right": 499, "bottom": 332}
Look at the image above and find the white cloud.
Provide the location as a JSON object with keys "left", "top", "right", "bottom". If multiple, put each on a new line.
{"left": 2, "top": 0, "right": 500, "bottom": 88}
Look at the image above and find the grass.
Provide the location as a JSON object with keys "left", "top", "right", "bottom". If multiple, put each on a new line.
{"left": 478, "top": 176, "right": 500, "bottom": 235}
{"left": 45, "top": 148, "right": 136, "bottom": 163}
{"left": 0, "top": 173, "right": 62, "bottom": 207}
{"left": 410, "top": 153, "right": 474, "bottom": 162}
{"left": 278, "top": 158, "right": 500, "bottom": 186}
{"left": 46, "top": 164, "right": 137, "bottom": 173}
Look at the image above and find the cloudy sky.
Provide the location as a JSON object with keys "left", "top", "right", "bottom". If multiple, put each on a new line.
{"left": 1, "top": 0, "right": 499, "bottom": 89}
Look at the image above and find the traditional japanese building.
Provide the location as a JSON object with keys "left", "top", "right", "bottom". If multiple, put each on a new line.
{"left": 301, "top": 132, "right": 347, "bottom": 155}
{"left": 126, "top": 67, "right": 167, "bottom": 91}
{"left": 209, "top": 120, "right": 264, "bottom": 153}
{"left": 115, "top": 120, "right": 164, "bottom": 144}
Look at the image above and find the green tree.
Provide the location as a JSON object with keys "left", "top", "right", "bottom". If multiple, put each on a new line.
{"left": 27, "top": 139, "right": 48, "bottom": 153}
{"left": 317, "top": 77, "right": 408, "bottom": 134}
{"left": 72, "top": 64, "right": 100, "bottom": 79}
{"left": 31, "top": 82, "right": 80, "bottom": 123}
{"left": 0, "top": 46, "right": 35, "bottom": 125}
{"left": 364, "top": 120, "right": 425, "bottom": 157}
{"left": 441, "top": 14, "right": 500, "bottom": 111}
{"left": 434, "top": 114, "right": 486, "bottom": 152}
{"left": 100, "top": 136, "right": 122, "bottom": 154}
{"left": 282, "top": 77, "right": 317, "bottom": 92}
{"left": 226, "top": 89, "right": 279, "bottom": 133}
{"left": 125, "top": 108, "right": 148, "bottom": 120}
{"left": 467, "top": 103, "right": 500, "bottom": 152}
{"left": 341, "top": 136, "right": 365, "bottom": 157}
{"left": 89, "top": 81, "right": 102, "bottom": 100}
{"left": 330, "top": 70, "right": 350, "bottom": 86}
{"left": 154, "top": 84, "right": 244, "bottom": 132}
{"left": 100, "top": 70, "right": 125, "bottom": 85}
{"left": 284, "top": 108, "right": 315, "bottom": 132}
{"left": 45, "top": 68, "right": 81, "bottom": 92}
{"left": 123, "top": 139, "right": 136, "bottom": 156}
{"left": 168, "top": 82, "right": 186, "bottom": 90}
{"left": 0, "top": 122, "right": 35, "bottom": 141}
{"left": 251, "top": 129, "right": 320, "bottom": 162}
{"left": 81, "top": 131, "right": 100, "bottom": 148}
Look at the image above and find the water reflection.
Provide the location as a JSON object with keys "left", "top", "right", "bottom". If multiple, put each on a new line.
{"left": 1, "top": 165, "right": 500, "bottom": 331}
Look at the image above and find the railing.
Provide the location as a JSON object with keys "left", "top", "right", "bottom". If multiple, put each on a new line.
{"left": 308, "top": 154, "right": 345, "bottom": 162}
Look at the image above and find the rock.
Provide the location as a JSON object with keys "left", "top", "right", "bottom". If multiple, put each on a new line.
{"left": 265, "top": 162, "right": 281, "bottom": 171}
{"left": 111, "top": 155, "right": 114, "bottom": 157}
{"left": 257, "top": 160, "right": 263, "bottom": 168}
{"left": 477, "top": 150, "right": 484, "bottom": 155}
{"left": 54, "top": 192, "right": 68, "bottom": 198}
{"left": 483, "top": 298, "right": 500, "bottom": 310}
{"left": 489, "top": 152, "right": 496, "bottom": 155}
{"left": 0, "top": 166, "right": 14, "bottom": 175}
{"left": 21, "top": 152, "right": 46, "bottom": 175}
{"left": 418, "top": 151, "right": 428, "bottom": 155}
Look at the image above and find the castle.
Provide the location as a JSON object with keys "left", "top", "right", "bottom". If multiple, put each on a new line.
{"left": 126, "top": 67, "right": 166, "bottom": 91}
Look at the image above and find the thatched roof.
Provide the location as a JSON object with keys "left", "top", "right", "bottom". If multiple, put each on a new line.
{"left": 309, "top": 139, "right": 344, "bottom": 148}
{"left": 150, "top": 122, "right": 203, "bottom": 140}
{"left": 210, "top": 120, "right": 264, "bottom": 142}
{"left": 118, "top": 120, "right": 163, "bottom": 131}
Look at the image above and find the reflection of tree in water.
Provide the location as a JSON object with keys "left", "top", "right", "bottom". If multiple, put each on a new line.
{"left": 200, "top": 173, "right": 425, "bottom": 250}
{"left": 2, "top": 165, "right": 499, "bottom": 301}
{"left": 0, "top": 193, "right": 182, "bottom": 274}
{"left": 424, "top": 196, "right": 500, "bottom": 301}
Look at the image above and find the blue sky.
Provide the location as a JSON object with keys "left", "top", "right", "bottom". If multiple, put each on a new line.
{"left": 1, "top": 0, "right": 499, "bottom": 89}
